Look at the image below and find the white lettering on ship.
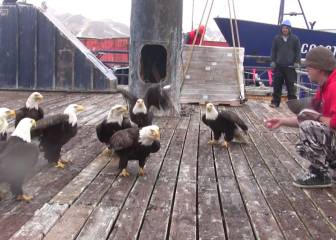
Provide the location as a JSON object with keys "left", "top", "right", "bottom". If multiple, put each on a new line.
{"left": 301, "top": 43, "right": 336, "bottom": 56}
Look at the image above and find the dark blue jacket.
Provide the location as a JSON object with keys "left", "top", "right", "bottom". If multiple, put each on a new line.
{"left": 271, "top": 32, "right": 301, "bottom": 67}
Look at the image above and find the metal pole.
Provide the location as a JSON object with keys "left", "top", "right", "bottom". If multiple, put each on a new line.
{"left": 278, "top": 0, "right": 284, "bottom": 25}
{"left": 297, "top": 0, "right": 310, "bottom": 29}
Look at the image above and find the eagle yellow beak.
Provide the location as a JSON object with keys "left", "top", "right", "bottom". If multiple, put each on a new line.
{"left": 154, "top": 129, "right": 160, "bottom": 140}
{"left": 121, "top": 105, "right": 128, "bottom": 112}
{"left": 6, "top": 110, "right": 16, "bottom": 118}
{"left": 76, "top": 105, "right": 85, "bottom": 112}
{"left": 32, "top": 120, "right": 36, "bottom": 128}
{"left": 34, "top": 94, "right": 43, "bottom": 101}
{"left": 206, "top": 105, "right": 212, "bottom": 112}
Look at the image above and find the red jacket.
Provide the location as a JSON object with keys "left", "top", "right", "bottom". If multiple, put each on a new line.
{"left": 312, "top": 69, "right": 336, "bottom": 128}
{"left": 186, "top": 25, "right": 205, "bottom": 45}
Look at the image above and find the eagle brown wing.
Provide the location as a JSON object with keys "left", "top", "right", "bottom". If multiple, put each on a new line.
{"left": 144, "top": 84, "right": 170, "bottom": 110}
{"left": 31, "top": 114, "right": 69, "bottom": 137}
{"left": 14, "top": 108, "right": 27, "bottom": 127}
{"left": 110, "top": 127, "right": 139, "bottom": 151}
{"left": 219, "top": 111, "right": 248, "bottom": 131}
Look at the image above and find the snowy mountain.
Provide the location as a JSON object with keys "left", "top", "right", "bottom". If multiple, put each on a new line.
{"left": 54, "top": 13, "right": 224, "bottom": 41}
{"left": 55, "top": 13, "right": 130, "bottom": 38}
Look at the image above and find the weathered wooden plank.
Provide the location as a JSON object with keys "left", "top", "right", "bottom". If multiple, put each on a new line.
{"left": 0, "top": 127, "right": 103, "bottom": 240}
{"left": 79, "top": 94, "right": 124, "bottom": 124}
{"left": 50, "top": 153, "right": 111, "bottom": 205}
{"left": 228, "top": 143, "right": 285, "bottom": 239}
{"left": 169, "top": 109, "right": 199, "bottom": 240}
{"left": 55, "top": 31, "right": 75, "bottom": 89}
{"left": 18, "top": 6, "right": 37, "bottom": 88}
{"left": 243, "top": 101, "right": 270, "bottom": 133}
{"left": 77, "top": 125, "right": 178, "bottom": 240}
{"left": 213, "top": 144, "right": 255, "bottom": 239}
{"left": 28, "top": 155, "right": 117, "bottom": 240}
{"left": 261, "top": 132, "right": 336, "bottom": 238}
{"left": 243, "top": 131, "right": 312, "bottom": 239}
{"left": 36, "top": 13, "right": 55, "bottom": 89}
{"left": 181, "top": 45, "right": 244, "bottom": 105}
{"left": 75, "top": 163, "right": 139, "bottom": 240}
{"left": 0, "top": 6, "right": 18, "bottom": 88}
{"left": 74, "top": 158, "right": 121, "bottom": 207}
{"left": 138, "top": 117, "right": 189, "bottom": 239}
{"left": 9, "top": 151, "right": 117, "bottom": 240}
{"left": 9, "top": 203, "right": 68, "bottom": 240}
{"left": 74, "top": 49, "right": 93, "bottom": 90}
{"left": 108, "top": 120, "right": 179, "bottom": 239}
{"left": 43, "top": 205, "right": 93, "bottom": 240}
{"left": 9, "top": 150, "right": 115, "bottom": 239}
{"left": 197, "top": 130, "right": 226, "bottom": 239}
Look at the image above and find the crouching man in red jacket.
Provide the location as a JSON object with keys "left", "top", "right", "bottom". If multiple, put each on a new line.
{"left": 265, "top": 46, "right": 336, "bottom": 188}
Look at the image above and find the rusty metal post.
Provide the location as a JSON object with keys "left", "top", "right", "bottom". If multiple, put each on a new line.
{"left": 129, "top": 0, "right": 183, "bottom": 115}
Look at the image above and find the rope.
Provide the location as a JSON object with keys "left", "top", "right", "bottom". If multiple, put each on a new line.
{"left": 200, "top": 0, "right": 215, "bottom": 45}
{"left": 227, "top": 0, "right": 244, "bottom": 100}
{"left": 181, "top": 0, "right": 209, "bottom": 91}
{"left": 231, "top": 0, "right": 240, "bottom": 48}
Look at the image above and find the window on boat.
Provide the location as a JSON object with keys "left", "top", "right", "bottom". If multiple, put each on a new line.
{"left": 140, "top": 44, "right": 167, "bottom": 83}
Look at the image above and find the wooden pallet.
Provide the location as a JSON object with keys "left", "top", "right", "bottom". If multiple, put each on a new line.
{"left": 181, "top": 45, "right": 245, "bottom": 105}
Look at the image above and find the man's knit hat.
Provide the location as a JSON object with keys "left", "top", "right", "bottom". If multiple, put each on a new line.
{"left": 303, "top": 47, "right": 336, "bottom": 71}
{"left": 281, "top": 19, "right": 291, "bottom": 28}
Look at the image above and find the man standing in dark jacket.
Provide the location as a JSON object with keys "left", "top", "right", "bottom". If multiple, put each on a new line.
{"left": 270, "top": 19, "right": 301, "bottom": 108}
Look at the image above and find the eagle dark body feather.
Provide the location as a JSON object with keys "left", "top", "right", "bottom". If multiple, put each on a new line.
{"left": 0, "top": 133, "right": 7, "bottom": 141}
{"left": 32, "top": 114, "right": 77, "bottom": 163}
{"left": 109, "top": 127, "right": 160, "bottom": 170}
{"left": 130, "top": 112, "right": 153, "bottom": 128}
{"left": 116, "top": 84, "right": 170, "bottom": 127}
{"left": 0, "top": 137, "right": 38, "bottom": 196}
{"left": 202, "top": 111, "right": 248, "bottom": 142}
{"left": 15, "top": 107, "right": 44, "bottom": 127}
{"left": 96, "top": 117, "right": 132, "bottom": 144}
{"left": 116, "top": 84, "right": 170, "bottom": 111}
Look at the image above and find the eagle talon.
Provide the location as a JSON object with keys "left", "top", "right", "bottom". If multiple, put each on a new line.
{"left": 55, "top": 161, "right": 65, "bottom": 169}
{"left": 139, "top": 167, "right": 145, "bottom": 176}
{"left": 208, "top": 140, "right": 219, "bottom": 145}
{"left": 59, "top": 159, "right": 71, "bottom": 164}
{"left": 120, "top": 168, "right": 130, "bottom": 177}
{"left": 16, "top": 194, "right": 33, "bottom": 202}
{"left": 222, "top": 141, "right": 229, "bottom": 148}
{"left": 103, "top": 148, "right": 112, "bottom": 156}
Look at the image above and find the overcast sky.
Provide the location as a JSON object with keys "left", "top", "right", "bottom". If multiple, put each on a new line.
{"left": 27, "top": 0, "right": 335, "bottom": 31}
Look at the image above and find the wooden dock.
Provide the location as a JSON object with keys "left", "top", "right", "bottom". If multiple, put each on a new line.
{"left": 0, "top": 91, "right": 336, "bottom": 240}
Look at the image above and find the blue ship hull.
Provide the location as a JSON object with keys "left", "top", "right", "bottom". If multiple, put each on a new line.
{"left": 215, "top": 18, "right": 336, "bottom": 94}
{"left": 214, "top": 17, "right": 336, "bottom": 62}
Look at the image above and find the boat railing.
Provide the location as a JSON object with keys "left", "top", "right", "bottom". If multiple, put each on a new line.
{"left": 295, "top": 69, "right": 318, "bottom": 97}
{"left": 243, "top": 58, "right": 318, "bottom": 98}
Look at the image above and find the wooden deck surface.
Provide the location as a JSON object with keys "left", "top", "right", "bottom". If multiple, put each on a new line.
{"left": 0, "top": 91, "right": 336, "bottom": 240}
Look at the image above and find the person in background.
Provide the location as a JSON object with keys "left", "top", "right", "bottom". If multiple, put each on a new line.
{"left": 270, "top": 19, "right": 301, "bottom": 108}
{"left": 184, "top": 25, "right": 206, "bottom": 45}
{"left": 265, "top": 46, "right": 336, "bottom": 188}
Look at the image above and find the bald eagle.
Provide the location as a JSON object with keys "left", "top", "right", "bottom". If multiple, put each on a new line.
{"left": 32, "top": 104, "right": 85, "bottom": 168}
{"left": 202, "top": 103, "right": 248, "bottom": 148}
{"left": 0, "top": 108, "right": 16, "bottom": 141}
{"left": 96, "top": 104, "right": 131, "bottom": 147}
{"left": 109, "top": 125, "right": 160, "bottom": 177}
{"left": 15, "top": 92, "right": 44, "bottom": 127}
{"left": 0, "top": 118, "right": 38, "bottom": 202}
{"left": 116, "top": 84, "right": 170, "bottom": 128}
